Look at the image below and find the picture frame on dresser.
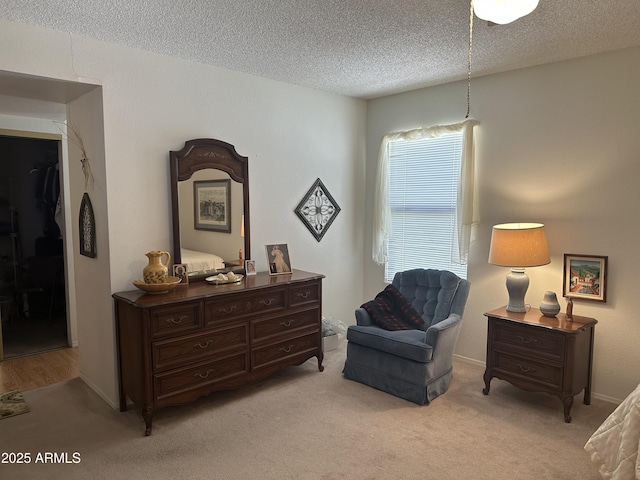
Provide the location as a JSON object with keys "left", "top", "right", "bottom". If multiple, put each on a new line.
{"left": 563, "top": 254, "right": 608, "bottom": 302}
{"left": 265, "top": 243, "right": 292, "bottom": 275}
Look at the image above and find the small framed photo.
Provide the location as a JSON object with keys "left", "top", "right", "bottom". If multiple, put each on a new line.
{"left": 194, "top": 179, "right": 231, "bottom": 232}
{"left": 173, "top": 263, "right": 189, "bottom": 284}
{"left": 265, "top": 244, "right": 292, "bottom": 275}
{"left": 563, "top": 254, "right": 608, "bottom": 302}
{"left": 245, "top": 259, "right": 257, "bottom": 276}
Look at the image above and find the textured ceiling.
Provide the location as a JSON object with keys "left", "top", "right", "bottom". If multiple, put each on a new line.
{"left": 1, "top": 0, "right": 640, "bottom": 99}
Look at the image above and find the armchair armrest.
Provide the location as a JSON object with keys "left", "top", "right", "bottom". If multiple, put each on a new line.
{"left": 425, "top": 314, "right": 463, "bottom": 347}
{"left": 355, "top": 307, "right": 375, "bottom": 326}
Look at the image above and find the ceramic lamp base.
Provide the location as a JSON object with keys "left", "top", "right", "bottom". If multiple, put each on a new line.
{"left": 505, "top": 268, "right": 529, "bottom": 313}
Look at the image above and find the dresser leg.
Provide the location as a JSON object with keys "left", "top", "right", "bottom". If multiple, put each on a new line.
{"left": 562, "top": 396, "right": 573, "bottom": 423}
{"left": 583, "top": 387, "right": 591, "bottom": 405}
{"left": 316, "top": 353, "right": 324, "bottom": 372}
{"left": 482, "top": 369, "right": 491, "bottom": 395}
{"left": 142, "top": 405, "right": 154, "bottom": 436}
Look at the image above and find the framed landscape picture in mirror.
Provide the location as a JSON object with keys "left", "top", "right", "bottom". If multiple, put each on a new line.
{"left": 194, "top": 179, "right": 231, "bottom": 232}
{"left": 563, "top": 254, "right": 608, "bottom": 302}
{"left": 265, "top": 244, "right": 292, "bottom": 275}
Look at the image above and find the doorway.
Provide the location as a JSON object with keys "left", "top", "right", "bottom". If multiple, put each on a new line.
{"left": 0, "top": 135, "right": 68, "bottom": 359}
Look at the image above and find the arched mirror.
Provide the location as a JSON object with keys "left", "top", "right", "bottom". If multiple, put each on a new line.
{"left": 170, "top": 138, "right": 250, "bottom": 280}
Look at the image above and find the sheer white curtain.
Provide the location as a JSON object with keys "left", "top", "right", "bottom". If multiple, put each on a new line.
{"left": 372, "top": 119, "right": 480, "bottom": 266}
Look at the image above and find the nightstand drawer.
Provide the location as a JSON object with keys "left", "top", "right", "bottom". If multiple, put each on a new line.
{"left": 493, "top": 320, "right": 564, "bottom": 360}
{"left": 493, "top": 351, "right": 562, "bottom": 389}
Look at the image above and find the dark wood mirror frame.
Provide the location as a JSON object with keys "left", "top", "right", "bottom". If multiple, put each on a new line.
{"left": 170, "top": 138, "right": 250, "bottom": 281}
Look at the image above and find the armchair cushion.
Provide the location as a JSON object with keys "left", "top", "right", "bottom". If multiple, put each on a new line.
{"left": 347, "top": 326, "right": 433, "bottom": 363}
{"left": 360, "top": 284, "right": 424, "bottom": 331}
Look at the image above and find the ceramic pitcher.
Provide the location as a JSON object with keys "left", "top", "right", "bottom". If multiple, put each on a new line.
{"left": 143, "top": 250, "right": 171, "bottom": 284}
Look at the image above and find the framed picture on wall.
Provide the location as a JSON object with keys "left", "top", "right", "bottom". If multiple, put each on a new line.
{"left": 563, "top": 254, "right": 608, "bottom": 302}
{"left": 265, "top": 244, "right": 292, "bottom": 275}
{"left": 193, "top": 179, "right": 231, "bottom": 232}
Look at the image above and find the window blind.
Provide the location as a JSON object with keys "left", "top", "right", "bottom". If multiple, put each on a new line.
{"left": 385, "top": 132, "right": 467, "bottom": 282}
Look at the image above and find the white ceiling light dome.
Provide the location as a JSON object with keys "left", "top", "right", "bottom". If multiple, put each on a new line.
{"left": 473, "top": 0, "right": 539, "bottom": 25}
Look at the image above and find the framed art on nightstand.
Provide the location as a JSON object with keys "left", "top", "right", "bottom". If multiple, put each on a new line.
{"left": 563, "top": 254, "right": 608, "bottom": 302}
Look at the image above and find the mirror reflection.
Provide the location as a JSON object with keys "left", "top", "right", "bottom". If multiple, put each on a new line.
{"left": 178, "top": 169, "right": 244, "bottom": 274}
{"left": 170, "top": 138, "right": 250, "bottom": 280}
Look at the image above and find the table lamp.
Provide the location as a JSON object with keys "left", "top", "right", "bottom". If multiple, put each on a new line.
{"left": 488, "top": 223, "right": 550, "bottom": 312}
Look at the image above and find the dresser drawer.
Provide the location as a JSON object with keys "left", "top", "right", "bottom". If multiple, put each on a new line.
{"left": 150, "top": 302, "right": 203, "bottom": 338}
{"left": 493, "top": 351, "right": 563, "bottom": 389}
{"left": 251, "top": 308, "right": 319, "bottom": 343}
{"left": 205, "top": 288, "right": 286, "bottom": 326}
{"left": 153, "top": 352, "right": 249, "bottom": 403}
{"left": 493, "top": 320, "right": 564, "bottom": 361}
{"left": 152, "top": 323, "right": 248, "bottom": 372}
{"left": 252, "top": 332, "right": 319, "bottom": 371}
{"left": 289, "top": 281, "right": 320, "bottom": 307}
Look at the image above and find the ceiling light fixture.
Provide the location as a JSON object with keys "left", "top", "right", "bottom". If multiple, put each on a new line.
{"left": 472, "top": 0, "right": 539, "bottom": 25}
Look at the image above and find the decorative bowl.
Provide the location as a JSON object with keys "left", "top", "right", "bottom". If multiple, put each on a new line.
{"left": 133, "top": 276, "right": 182, "bottom": 294}
{"left": 205, "top": 273, "right": 244, "bottom": 285}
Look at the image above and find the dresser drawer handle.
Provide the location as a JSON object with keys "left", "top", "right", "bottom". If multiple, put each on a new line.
{"left": 194, "top": 369, "right": 214, "bottom": 379}
{"left": 516, "top": 363, "right": 535, "bottom": 374}
{"left": 280, "top": 320, "right": 295, "bottom": 327}
{"left": 219, "top": 305, "right": 237, "bottom": 314}
{"left": 280, "top": 345, "right": 294, "bottom": 353}
{"left": 296, "top": 291, "right": 310, "bottom": 299}
{"left": 166, "top": 315, "right": 187, "bottom": 325}
{"left": 259, "top": 298, "right": 275, "bottom": 306}
{"left": 194, "top": 340, "right": 212, "bottom": 349}
{"left": 515, "top": 335, "right": 538, "bottom": 345}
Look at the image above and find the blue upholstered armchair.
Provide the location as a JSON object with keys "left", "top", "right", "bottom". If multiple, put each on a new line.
{"left": 343, "top": 269, "right": 470, "bottom": 405}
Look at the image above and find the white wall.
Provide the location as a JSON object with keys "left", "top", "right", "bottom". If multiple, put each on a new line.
{"left": 365, "top": 46, "right": 640, "bottom": 403}
{"left": 0, "top": 19, "right": 366, "bottom": 407}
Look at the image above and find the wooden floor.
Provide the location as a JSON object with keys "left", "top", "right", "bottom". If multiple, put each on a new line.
{"left": 0, "top": 347, "right": 79, "bottom": 393}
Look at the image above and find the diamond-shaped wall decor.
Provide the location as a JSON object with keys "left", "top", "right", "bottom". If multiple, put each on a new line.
{"left": 295, "top": 178, "right": 341, "bottom": 242}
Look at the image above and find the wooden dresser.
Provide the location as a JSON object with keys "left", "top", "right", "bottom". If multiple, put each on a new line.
{"left": 483, "top": 306, "right": 597, "bottom": 423}
{"left": 114, "top": 269, "right": 324, "bottom": 435}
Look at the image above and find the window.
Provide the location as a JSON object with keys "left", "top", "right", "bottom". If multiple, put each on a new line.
{"left": 385, "top": 131, "right": 467, "bottom": 282}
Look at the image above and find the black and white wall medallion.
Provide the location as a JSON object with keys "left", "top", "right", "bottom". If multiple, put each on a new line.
{"left": 295, "top": 178, "right": 341, "bottom": 242}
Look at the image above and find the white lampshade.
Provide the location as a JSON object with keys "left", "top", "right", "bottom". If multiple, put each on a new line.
{"left": 473, "top": 0, "right": 539, "bottom": 25}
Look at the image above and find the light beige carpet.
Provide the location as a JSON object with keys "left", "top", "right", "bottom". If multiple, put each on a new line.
{"left": 0, "top": 344, "right": 615, "bottom": 479}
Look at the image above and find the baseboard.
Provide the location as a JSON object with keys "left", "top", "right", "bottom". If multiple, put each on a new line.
{"left": 79, "top": 372, "right": 118, "bottom": 409}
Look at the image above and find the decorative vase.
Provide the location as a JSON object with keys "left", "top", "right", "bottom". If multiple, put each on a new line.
{"left": 143, "top": 250, "right": 171, "bottom": 284}
{"left": 540, "top": 290, "right": 561, "bottom": 317}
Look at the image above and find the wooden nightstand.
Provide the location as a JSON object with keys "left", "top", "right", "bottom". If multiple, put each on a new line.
{"left": 483, "top": 306, "right": 597, "bottom": 423}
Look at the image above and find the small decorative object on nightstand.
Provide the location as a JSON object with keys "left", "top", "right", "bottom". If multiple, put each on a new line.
{"left": 483, "top": 306, "right": 597, "bottom": 423}
{"left": 566, "top": 297, "right": 573, "bottom": 320}
{"left": 539, "top": 291, "right": 561, "bottom": 317}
